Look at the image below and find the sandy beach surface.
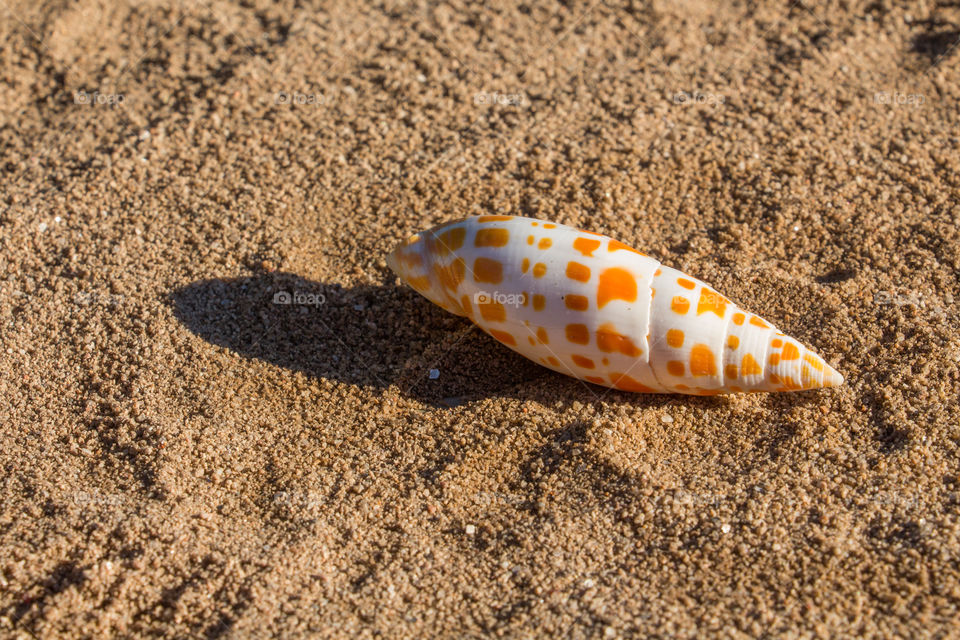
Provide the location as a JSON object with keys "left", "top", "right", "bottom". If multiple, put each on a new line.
{"left": 2, "top": 0, "right": 959, "bottom": 637}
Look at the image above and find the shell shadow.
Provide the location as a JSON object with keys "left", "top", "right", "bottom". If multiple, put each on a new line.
{"left": 169, "top": 271, "right": 674, "bottom": 408}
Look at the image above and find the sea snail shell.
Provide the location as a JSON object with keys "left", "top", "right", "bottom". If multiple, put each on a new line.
{"left": 387, "top": 215, "right": 843, "bottom": 395}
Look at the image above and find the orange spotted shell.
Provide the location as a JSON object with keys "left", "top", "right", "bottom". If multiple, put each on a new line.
{"left": 387, "top": 215, "right": 843, "bottom": 394}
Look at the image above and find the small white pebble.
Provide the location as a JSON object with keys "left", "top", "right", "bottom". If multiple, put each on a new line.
{"left": 465, "top": 524, "right": 476, "bottom": 535}
{"left": 38, "top": 222, "right": 47, "bottom": 232}
{"left": 583, "top": 578, "right": 595, "bottom": 588}
{"left": 793, "top": 225, "right": 800, "bottom": 231}
{"left": 139, "top": 129, "right": 151, "bottom": 140}
{"left": 428, "top": 368, "right": 440, "bottom": 379}
{"left": 605, "top": 627, "right": 616, "bottom": 639}
{"left": 54, "top": 216, "right": 62, "bottom": 223}
{"left": 661, "top": 414, "right": 674, "bottom": 424}
{"left": 721, "top": 523, "right": 731, "bottom": 534}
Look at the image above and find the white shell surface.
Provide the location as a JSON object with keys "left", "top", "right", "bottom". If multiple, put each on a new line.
{"left": 388, "top": 215, "right": 843, "bottom": 394}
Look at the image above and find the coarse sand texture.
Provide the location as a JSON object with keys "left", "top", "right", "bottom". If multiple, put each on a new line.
{"left": 2, "top": 0, "right": 959, "bottom": 638}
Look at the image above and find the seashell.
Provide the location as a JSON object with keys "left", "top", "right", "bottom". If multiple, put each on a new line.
{"left": 387, "top": 215, "right": 843, "bottom": 394}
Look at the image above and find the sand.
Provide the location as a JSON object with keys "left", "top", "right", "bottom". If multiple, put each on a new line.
{"left": 2, "top": 0, "right": 959, "bottom": 637}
